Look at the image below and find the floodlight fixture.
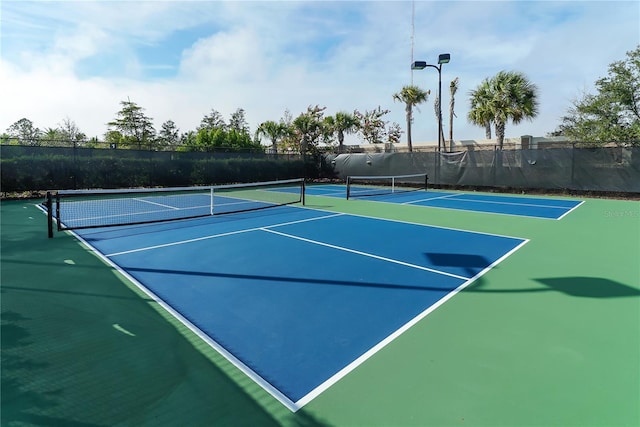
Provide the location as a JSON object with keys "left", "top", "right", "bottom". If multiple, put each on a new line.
{"left": 438, "top": 53, "right": 450, "bottom": 64}
{"left": 410, "top": 53, "right": 451, "bottom": 152}
{"left": 411, "top": 61, "right": 427, "bottom": 70}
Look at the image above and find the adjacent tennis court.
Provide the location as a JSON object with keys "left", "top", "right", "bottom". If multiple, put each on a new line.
{"left": 2, "top": 179, "right": 638, "bottom": 426}
{"left": 307, "top": 179, "right": 583, "bottom": 219}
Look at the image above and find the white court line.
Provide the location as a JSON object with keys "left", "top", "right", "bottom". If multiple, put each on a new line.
{"left": 294, "top": 236, "right": 530, "bottom": 408}
{"left": 48, "top": 202, "right": 530, "bottom": 412}
{"left": 402, "top": 193, "right": 460, "bottom": 204}
{"left": 262, "top": 228, "right": 470, "bottom": 281}
{"left": 358, "top": 195, "right": 571, "bottom": 220}
{"left": 306, "top": 186, "right": 346, "bottom": 197}
{"left": 556, "top": 200, "right": 585, "bottom": 220}
{"left": 293, "top": 203, "right": 526, "bottom": 240}
{"left": 106, "top": 212, "right": 345, "bottom": 257}
{"left": 448, "top": 196, "right": 575, "bottom": 209}
{"left": 63, "top": 191, "right": 291, "bottom": 226}
{"left": 61, "top": 226, "right": 301, "bottom": 413}
{"left": 63, "top": 204, "right": 211, "bottom": 224}
{"left": 135, "top": 197, "right": 181, "bottom": 210}
{"left": 409, "top": 193, "right": 575, "bottom": 210}
{"left": 313, "top": 189, "right": 347, "bottom": 197}
{"left": 307, "top": 184, "right": 344, "bottom": 190}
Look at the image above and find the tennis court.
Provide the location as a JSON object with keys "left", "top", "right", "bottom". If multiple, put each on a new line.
{"left": 2, "top": 180, "right": 639, "bottom": 426}
{"left": 307, "top": 180, "right": 583, "bottom": 219}
{"left": 71, "top": 205, "right": 527, "bottom": 410}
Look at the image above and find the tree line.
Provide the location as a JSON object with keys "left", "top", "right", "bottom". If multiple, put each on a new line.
{"left": 3, "top": 45, "right": 638, "bottom": 152}
{"left": 1, "top": 103, "right": 405, "bottom": 154}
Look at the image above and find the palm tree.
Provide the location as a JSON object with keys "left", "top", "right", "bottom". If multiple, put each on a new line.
{"left": 42, "top": 127, "right": 63, "bottom": 146}
{"left": 292, "top": 105, "right": 326, "bottom": 156}
{"left": 433, "top": 96, "right": 445, "bottom": 150}
{"left": 468, "top": 78, "right": 494, "bottom": 139}
{"left": 449, "top": 77, "right": 460, "bottom": 149}
{"left": 393, "top": 85, "right": 430, "bottom": 152}
{"left": 468, "top": 71, "right": 539, "bottom": 148}
{"left": 324, "top": 111, "right": 359, "bottom": 153}
{"left": 256, "top": 120, "right": 288, "bottom": 154}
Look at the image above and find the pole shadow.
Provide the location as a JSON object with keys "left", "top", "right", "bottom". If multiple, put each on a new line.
{"left": 424, "top": 252, "right": 492, "bottom": 278}
{"left": 534, "top": 277, "right": 640, "bottom": 298}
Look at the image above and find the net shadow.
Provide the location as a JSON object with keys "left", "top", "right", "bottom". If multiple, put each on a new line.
{"left": 123, "top": 266, "right": 462, "bottom": 293}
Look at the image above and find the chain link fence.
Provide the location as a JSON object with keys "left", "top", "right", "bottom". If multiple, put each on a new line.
{"left": 325, "top": 145, "right": 640, "bottom": 194}
{"left": 1, "top": 145, "right": 315, "bottom": 194}
{"left": 3, "top": 143, "right": 639, "bottom": 196}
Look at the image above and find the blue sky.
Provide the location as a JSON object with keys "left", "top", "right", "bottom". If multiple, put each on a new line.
{"left": 1, "top": 1, "right": 639, "bottom": 145}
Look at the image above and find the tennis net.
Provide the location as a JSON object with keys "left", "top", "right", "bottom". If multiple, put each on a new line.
{"left": 46, "top": 178, "right": 305, "bottom": 236}
{"left": 346, "top": 173, "right": 428, "bottom": 199}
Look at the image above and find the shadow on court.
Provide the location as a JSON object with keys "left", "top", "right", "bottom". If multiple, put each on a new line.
{"left": 1, "top": 201, "right": 330, "bottom": 427}
{"left": 122, "top": 266, "right": 463, "bottom": 293}
{"left": 424, "top": 252, "right": 491, "bottom": 278}
{"left": 465, "top": 275, "right": 639, "bottom": 299}
{"left": 424, "top": 254, "right": 638, "bottom": 299}
{"left": 533, "top": 277, "right": 640, "bottom": 298}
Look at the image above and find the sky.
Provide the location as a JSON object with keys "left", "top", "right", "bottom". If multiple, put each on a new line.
{"left": 1, "top": 0, "right": 639, "bottom": 146}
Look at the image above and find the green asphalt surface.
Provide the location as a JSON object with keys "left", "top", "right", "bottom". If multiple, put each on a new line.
{"left": 2, "top": 192, "right": 639, "bottom": 426}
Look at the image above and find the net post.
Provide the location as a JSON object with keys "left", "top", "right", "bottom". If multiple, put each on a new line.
{"left": 425, "top": 173, "right": 429, "bottom": 191}
{"left": 301, "top": 179, "right": 306, "bottom": 205}
{"left": 346, "top": 176, "right": 351, "bottom": 200}
{"left": 55, "top": 193, "right": 62, "bottom": 231}
{"left": 46, "top": 191, "right": 53, "bottom": 238}
{"left": 210, "top": 187, "right": 214, "bottom": 215}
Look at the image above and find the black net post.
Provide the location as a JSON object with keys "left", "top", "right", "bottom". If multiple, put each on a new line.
{"left": 46, "top": 191, "right": 53, "bottom": 238}
{"left": 55, "top": 193, "right": 61, "bottom": 231}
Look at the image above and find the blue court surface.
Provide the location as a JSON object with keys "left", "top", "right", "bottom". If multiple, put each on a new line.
{"left": 307, "top": 184, "right": 583, "bottom": 219}
{"left": 74, "top": 205, "right": 528, "bottom": 411}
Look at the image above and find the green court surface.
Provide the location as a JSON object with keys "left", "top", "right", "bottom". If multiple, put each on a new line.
{"left": 2, "top": 192, "right": 639, "bottom": 426}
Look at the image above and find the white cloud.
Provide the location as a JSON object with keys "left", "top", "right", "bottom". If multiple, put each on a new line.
{"left": 1, "top": 1, "right": 638, "bottom": 145}
{"left": 179, "top": 28, "right": 269, "bottom": 82}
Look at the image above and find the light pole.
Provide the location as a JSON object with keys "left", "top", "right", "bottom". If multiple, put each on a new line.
{"left": 411, "top": 53, "right": 450, "bottom": 152}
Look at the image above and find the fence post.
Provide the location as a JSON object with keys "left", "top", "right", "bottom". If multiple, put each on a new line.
{"left": 434, "top": 148, "right": 439, "bottom": 186}
{"left": 492, "top": 145, "right": 497, "bottom": 186}
{"left": 570, "top": 142, "right": 576, "bottom": 190}
{"left": 73, "top": 141, "right": 77, "bottom": 190}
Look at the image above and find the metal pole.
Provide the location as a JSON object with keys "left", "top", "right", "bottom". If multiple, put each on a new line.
{"left": 570, "top": 142, "right": 576, "bottom": 190}
{"left": 46, "top": 191, "right": 53, "bottom": 238}
{"left": 438, "top": 65, "right": 442, "bottom": 153}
